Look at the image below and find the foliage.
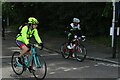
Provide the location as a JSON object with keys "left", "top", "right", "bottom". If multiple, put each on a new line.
{"left": 2, "top": 2, "right": 116, "bottom": 37}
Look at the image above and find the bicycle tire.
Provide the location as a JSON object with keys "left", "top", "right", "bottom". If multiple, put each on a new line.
{"left": 32, "top": 55, "right": 47, "bottom": 80}
{"left": 60, "top": 43, "right": 70, "bottom": 59}
{"left": 11, "top": 52, "right": 24, "bottom": 75}
{"left": 75, "top": 44, "right": 87, "bottom": 62}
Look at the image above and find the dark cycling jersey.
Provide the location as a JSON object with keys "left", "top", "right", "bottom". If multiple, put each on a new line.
{"left": 66, "top": 23, "right": 82, "bottom": 38}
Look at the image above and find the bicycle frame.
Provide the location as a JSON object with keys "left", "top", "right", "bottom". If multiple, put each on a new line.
{"left": 61, "top": 35, "right": 86, "bottom": 62}
{"left": 69, "top": 35, "right": 83, "bottom": 53}
{"left": 72, "top": 35, "right": 86, "bottom": 46}
{"left": 24, "top": 46, "right": 41, "bottom": 68}
{"left": 71, "top": 36, "right": 79, "bottom": 48}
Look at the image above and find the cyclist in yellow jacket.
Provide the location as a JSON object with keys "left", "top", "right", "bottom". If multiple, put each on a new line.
{"left": 16, "top": 17, "right": 43, "bottom": 72}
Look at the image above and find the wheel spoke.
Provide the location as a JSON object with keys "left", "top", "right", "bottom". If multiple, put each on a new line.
{"left": 11, "top": 52, "right": 24, "bottom": 75}
{"left": 32, "top": 55, "right": 47, "bottom": 80}
{"left": 61, "top": 43, "right": 70, "bottom": 59}
{"left": 75, "top": 45, "right": 87, "bottom": 62}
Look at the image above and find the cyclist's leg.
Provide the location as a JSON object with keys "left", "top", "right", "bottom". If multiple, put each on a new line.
{"left": 67, "top": 34, "right": 73, "bottom": 49}
{"left": 16, "top": 40, "right": 29, "bottom": 64}
{"left": 67, "top": 33, "right": 72, "bottom": 43}
{"left": 27, "top": 50, "right": 35, "bottom": 72}
{"left": 19, "top": 46, "right": 29, "bottom": 57}
{"left": 27, "top": 50, "right": 33, "bottom": 66}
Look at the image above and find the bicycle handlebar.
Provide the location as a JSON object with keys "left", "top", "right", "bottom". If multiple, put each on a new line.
{"left": 29, "top": 43, "right": 42, "bottom": 49}
{"left": 73, "top": 35, "right": 86, "bottom": 42}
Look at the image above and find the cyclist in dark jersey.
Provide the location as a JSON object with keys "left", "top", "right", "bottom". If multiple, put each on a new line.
{"left": 65, "top": 18, "right": 82, "bottom": 49}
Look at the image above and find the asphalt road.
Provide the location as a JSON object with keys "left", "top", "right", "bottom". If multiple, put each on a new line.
{"left": 1, "top": 29, "right": 119, "bottom": 80}
{"left": 2, "top": 49, "right": 119, "bottom": 79}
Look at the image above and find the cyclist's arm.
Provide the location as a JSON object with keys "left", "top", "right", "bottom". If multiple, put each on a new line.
{"left": 78, "top": 24, "right": 81, "bottom": 30}
{"left": 21, "top": 26, "right": 29, "bottom": 45}
{"left": 33, "top": 29, "right": 42, "bottom": 44}
{"left": 66, "top": 25, "right": 73, "bottom": 33}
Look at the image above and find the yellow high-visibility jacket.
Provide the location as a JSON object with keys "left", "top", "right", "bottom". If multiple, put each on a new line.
{"left": 16, "top": 25, "right": 42, "bottom": 45}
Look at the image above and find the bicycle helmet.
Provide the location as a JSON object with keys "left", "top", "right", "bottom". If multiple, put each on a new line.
{"left": 73, "top": 18, "right": 80, "bottom": 23}
{"left": 28, "top": 17, "right": 39, "bottom": 24}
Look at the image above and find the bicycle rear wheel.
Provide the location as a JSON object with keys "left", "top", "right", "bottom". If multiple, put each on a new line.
{"left": 75, "top": 44, "right": 87, "bottom": 62}
{"left": 32, "top": 55, "right": 47, "bottom": 80}
{"left": 11, "top": 52, "right": 24, "bottom": 75}
{"left": 60, "top": 43, "right": 70, "bottom": 59}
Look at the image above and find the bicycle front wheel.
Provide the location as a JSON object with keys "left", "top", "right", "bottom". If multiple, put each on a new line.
{"left": 60, "top": 43, "right": 70, "bottom": 59}
{"left": 32, "top": 55, "right": 47, "bottom": 80}
{"left": 11, "top": 52, "right": 24, "bottom": 75}
{"left": 75, "top": 44, "right": 87, "bottom": 62}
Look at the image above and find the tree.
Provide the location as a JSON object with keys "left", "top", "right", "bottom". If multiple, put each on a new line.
{"left": 2, "top": 2, "right": 113, "bottom": 37}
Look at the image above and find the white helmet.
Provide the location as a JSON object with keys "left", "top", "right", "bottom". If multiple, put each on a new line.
{"left": 73, "top": 18, "right": 80, "bottom": 23}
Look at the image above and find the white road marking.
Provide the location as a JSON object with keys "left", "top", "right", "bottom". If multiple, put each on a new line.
{"left": 1, "top": 53, "right": 59, "bottom": 59}
{"left": 49, "top": 72, "right": 55, "bottom": 74}
{"left": 96, "top": 62, "right": 120, "bottom": 67}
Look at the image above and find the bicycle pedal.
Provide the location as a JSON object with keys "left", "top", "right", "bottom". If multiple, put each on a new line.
{"left": 29, "top": 69, "right": 35, "bottom": 73}
{"left": 28, "top": 66, "right": 35, "bottom": 73}
{"left": 37, "top": 66, "right": 41, "bottom": 68}
{"left": 76, "top": 58, "right": 81, "bottom": 61}
{"left": 23, "top": 67, "right": 27, "bottom": 71}
{"left": 69, "top": 56, "right": 73, "bottom": 58}
{"left": 14, "top": 63, "right": 17, "bottom": 67}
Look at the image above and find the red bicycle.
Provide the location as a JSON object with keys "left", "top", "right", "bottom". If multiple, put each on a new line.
{"left": 60, "top": 35, "right": 87, "bottom": 62}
